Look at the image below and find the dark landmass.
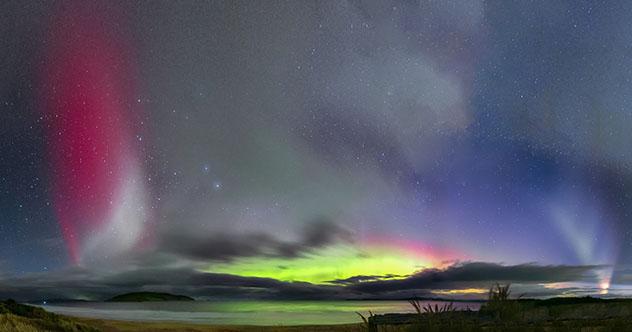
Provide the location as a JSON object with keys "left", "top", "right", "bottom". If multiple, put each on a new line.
{"left": 367, "top": 296, "right": 632, "bottom": 331}
{"left": 0, "top": 299, "right": 97, "bottom": 331}
{"left": 5, "top": 295, "right": 632, "bottom": 331}
{"left": 29, "top": 298, "right": 92, "bottom": 304}
{"left": 520, "top": 296, "right": 632, "bottom": 305}
{"left": 107, "top": 291, "right": 195, "bottom": 302}
{"left": 353, "top": 297, "right": 486, "bottom": 302}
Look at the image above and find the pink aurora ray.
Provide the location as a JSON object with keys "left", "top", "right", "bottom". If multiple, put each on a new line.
{"left": 40, "top": 2, "right": 149, "bottom": 264}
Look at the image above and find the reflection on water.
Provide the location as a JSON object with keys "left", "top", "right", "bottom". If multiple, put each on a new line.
{"left": 41, "top": 300, "right": 481, "bottom": 325}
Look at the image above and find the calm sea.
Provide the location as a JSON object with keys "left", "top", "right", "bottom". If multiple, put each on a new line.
{"left": 40, "top": 300, "right": 481, "bottom": 325}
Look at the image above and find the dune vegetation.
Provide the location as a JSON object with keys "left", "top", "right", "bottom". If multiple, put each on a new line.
{"left": 0, "top": 299, "right": 97, "bottom": 332}
{"left": 363, "top": 284, "right": 632, "bottom": 331}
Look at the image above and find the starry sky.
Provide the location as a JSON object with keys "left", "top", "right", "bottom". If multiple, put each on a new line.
{"left": 2, "top": 0, "right": 632, "bottom": 300}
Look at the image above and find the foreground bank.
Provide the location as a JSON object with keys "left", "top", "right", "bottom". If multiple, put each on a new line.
{"left": 7, "top": 297, "right": 632, "bottom": 331}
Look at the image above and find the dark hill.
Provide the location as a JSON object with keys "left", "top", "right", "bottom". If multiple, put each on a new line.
{"left": 107, "top": 292, "right": 194, "bottom": 302}
{"left": 0, "top": 299, "right": 98, "bottom": 331}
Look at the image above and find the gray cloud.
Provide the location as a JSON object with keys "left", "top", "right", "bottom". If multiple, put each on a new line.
{"left": 160, "top": 217, "right": 352, "bottom": 262}
{"left": 0, "top": 261, "right": 605, "bottom": 302}
{"left": 0, "top": 266, "right": 344, "bottom": 301}
{"left": 341, "top": 262, "right": 604, "bottom": 294}
{"left": 329, "top": 274, "right": 404, "bottom": 285}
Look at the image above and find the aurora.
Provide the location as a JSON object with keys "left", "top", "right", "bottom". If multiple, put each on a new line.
{"left": 208, "top": 239, "right": 459, "bottom": 284}
{"left": 2, "top": 0, "right": 632, "bottom": 306}
{"left": 40, "top": 2, "right": 149, "bottom": 264}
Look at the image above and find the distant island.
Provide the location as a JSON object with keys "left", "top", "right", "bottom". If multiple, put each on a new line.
{"left": 107, "top": 292, "right": 194, "bottom": 302}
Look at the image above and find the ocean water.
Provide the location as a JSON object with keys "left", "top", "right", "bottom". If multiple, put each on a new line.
{"left": 40, "top": 300, "right": 481, "bottom": 325}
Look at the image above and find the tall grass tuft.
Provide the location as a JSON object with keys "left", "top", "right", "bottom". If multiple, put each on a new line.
{"left": 356, "top": 310, "right": 374, "bottom": 330}
{"left": 422, "top": 302, "right": 456, "bottom": 314}
{"left": 408, "top": 299, "right": 457, "bottom": 316}
{"left": 406, "top": 300, "right": 460, "bottom": 331}
{"left": 408, "top": 299, "right": 423, "bottom": 315}
{"left": 481, "top": 283, "right": 522, "bottom": 320}
{"left": 488, "top": 283, "right": 511, "bottom": 302}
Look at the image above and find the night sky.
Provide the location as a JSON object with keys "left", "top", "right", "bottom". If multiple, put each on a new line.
{"left": 2, "top": 1, "right": 632, "bottom": 300}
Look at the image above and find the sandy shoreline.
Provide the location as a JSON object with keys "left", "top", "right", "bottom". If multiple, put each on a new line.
{"left": 75, "top": 317, "right": 365, "bottom": 332}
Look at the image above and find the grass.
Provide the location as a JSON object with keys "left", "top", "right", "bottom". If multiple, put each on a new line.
{"left": 0, "top": 314, "right": 41, "bottom": 332}
{"left": 366, "top": 284, "right": 632, "bottom": 331}
{"left": 408, "top": 300, "right": 458, "bottom": 316}
{"left": 0, "top": 299, "right": 98, "bottom": 331}
{"left": 422, "top": 302, "right": 456, "bottom": 314}
{"left": 356, "top": 310, "right": 375, "bottom": 330}
{"left": 478, "top": 283, "right": 522, "bottom": 320}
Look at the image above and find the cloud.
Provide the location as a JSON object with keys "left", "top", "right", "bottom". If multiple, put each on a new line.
{"left": 160, "top": 217, "right": 352, "bottom": 262}
{"left": 0, "top": 266, "right": 344, "bottom": 301}
{"left": 0, "top": 261, "right": 605, "bottom": 301}
{"left": 297, "top": 216, "right": 354, "bottom": 248}
{"left": 329, "top": 274, "right": 405, "bottom": 285}
{"left": 341, "top": 262, "right": 604, "bottom": 294}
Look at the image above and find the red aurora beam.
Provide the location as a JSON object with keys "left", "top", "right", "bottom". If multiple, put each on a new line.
{"left": 40, "top": 3, "right": 144, "bottom": 263}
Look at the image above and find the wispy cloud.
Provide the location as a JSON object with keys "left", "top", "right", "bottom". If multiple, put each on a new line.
{"left": 160, "top": 217, "right": 352, "bottom": 262}
{"left": 0, "top": 261, "right": 606, "bottom": 301}
{"left": 343, "top": 262, "right": 604, "bottom": 294}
